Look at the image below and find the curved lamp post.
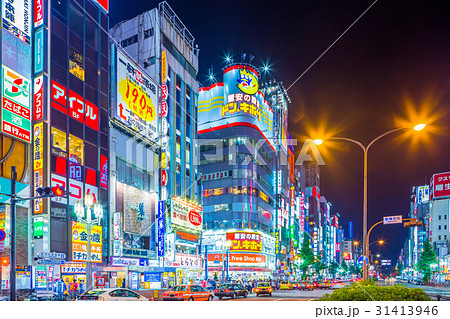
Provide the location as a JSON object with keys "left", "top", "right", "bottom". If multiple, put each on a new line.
{"left": 314, "top": 124, "right": 426, "bottom": 280}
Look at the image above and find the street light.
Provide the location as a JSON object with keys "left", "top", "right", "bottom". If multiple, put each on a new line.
{"left": 314, "top": 123, "right": 426, "bottom": 281}
{"left": 221, "top": 240, "right": 232, "bottom": 283}
{"left": 74, "top": 193, "right": 103, "bottom": 291}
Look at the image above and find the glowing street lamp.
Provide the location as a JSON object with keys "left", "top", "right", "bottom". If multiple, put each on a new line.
{"left": 314, "top": 123, "right": 426, "bottom": 281}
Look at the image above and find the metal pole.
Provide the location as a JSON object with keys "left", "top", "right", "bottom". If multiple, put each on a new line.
{"left": 221, "top": 250, "right": 225, "bottom": 283}
{"left": 226, "top": 249, "right": 229, "bottom": 281}
{"left": 363, "top": 150, "right": 368, "bottom": 281}
{"left": 204, "top": 245, "right": 208, "bottom": 282}
{"left": 86, "top": 209, "right": 92, "bottom": 292}
{"left": 10, "top": 166, "right": 17, "bottom": 301}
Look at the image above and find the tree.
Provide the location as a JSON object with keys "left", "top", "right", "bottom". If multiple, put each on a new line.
{"left": 349, "top": 264, "right": 362, "bottom": 276}
{"left": 299, "top": 233, "right": 315, "bottom": 279}
{"left": 341, "top": 262, "right": 349, "bottom": 275}
{"left": 214, "top": 272, "right": 219, "bottom": 281}
{"left": 418, "top": 239, "right": 437, "bottom": 283}
{"left": 313, "top": 260, "right": 327, "bottom": 277}
{"left": 328, "top": 261, "right": 340, "bottom": 278}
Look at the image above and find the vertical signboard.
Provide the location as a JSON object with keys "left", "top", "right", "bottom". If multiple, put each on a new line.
{"left": 112, "top": 212, "right": 121, "bottom": 256}
{"left": 348, "top": 221, "right": 353, "bottom": 239}
{"left": 157, "top": 201, "right": 164, "bottom": 257}
{"left": 33, "top": 122, "right": 44, "bottom": 213}
{"left": 90, "top": 225, "right": 102, "bottom": 263}
{"left": 71, "top": 221, "right": 88, "bottom": 262}
{"left": 2, "top": 30, "right": 32, "bottom": 78}
{"left": 34, "top": 0, "right": 44, "bottom": 28}
{"left": 2, "top": 65, "right": 32, "bottom": 143}
{"left": 33, "top": 76, "right": 44, "bottom": 121}
{"left": 33, "top": 216, "right": 44, "bottom": 238}
{"left": 34, "top": 27, "right": 44, "bottom": 74}
{"left": 2, "top": 0, "right": 32, "bottom": 45}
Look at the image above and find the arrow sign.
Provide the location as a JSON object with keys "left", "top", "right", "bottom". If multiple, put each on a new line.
{"left": 357, "top": 255, "right": 369, "bottom": 266}
{"left": 383, "top": 215, "right": 402, "bottom": 225}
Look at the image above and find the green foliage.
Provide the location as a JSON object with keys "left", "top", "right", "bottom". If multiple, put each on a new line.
{"left": 299, "top": 233, "right": 315, "bottom": 278}
{"left": 328, "top": 262, "right": 340, "bottom": 277}
{"left": 317, "top": 282, "right": 431, "bottom": 301}
{"left": 214, "top": 272, "right": 218, "bottom": 281}
{"left": 418, "top": 239, "right": 437, "bottom": 283}
{"left": 349, "top": 264, "right": 362, "bottom": 275}
{"left": 340, "top": 262, "right": 349, "bottom": 274}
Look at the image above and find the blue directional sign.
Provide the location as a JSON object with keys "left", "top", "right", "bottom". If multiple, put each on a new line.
{"left": 357, "top": 255, "right": 369, "bottom": 266}
{"left": 0, "top": 229, "right": 6, "bottom": 242}
{"left": 383, "top": 215, "right": 402, "bottom": 225}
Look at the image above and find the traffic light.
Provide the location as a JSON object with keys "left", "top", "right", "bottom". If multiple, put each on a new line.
{"left": 1, "top": 257, "right": 9, "bottom": 266}
{"left": 36, "top": 186, "right": 66, "bottom": 198}
{"left": 403, "top": 218, "right": 423, "bottom": 228}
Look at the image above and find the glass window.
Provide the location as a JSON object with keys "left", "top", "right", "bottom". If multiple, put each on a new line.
{"left": 51, "top": 34, "right": 68, "bottom": 68}
{"left": 69, "top": 134, "right": 84, "bottom": 166}
{"left": 69, "top": 2, "right": 84, "bottom": 38}
{"left": 52, "top": 127, "right": 67, "bottom": 152}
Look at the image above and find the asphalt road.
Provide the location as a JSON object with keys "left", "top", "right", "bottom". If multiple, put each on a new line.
{"left": 213, "top": 287, "right": 343, "bottom": 301}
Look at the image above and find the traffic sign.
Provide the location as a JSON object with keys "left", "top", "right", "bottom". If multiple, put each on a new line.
{"left": 37, "top": 259, "right": 66, "bottom": 265}
{"left": 37, "top": 252, "right": 66, "bottom": 259}
{"left": 357, "top": 255, "right": 369, "bottom": 266}
{"left": 0, "top": 242, "right": 4, "bottom": 252}
{"left": 0, "top": 229, "right": 6, "bottom": 242}
{"left": 369, "top": 265, "right": 375, "bottom": 270}
{"left": 383, "top": 215, "right": 402, "bottom": 225}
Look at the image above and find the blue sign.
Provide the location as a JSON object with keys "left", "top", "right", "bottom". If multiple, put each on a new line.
{"left": 34, "top": 27, "right": 44, "bottom": 74}
{"left": 130, "top": 272, "right": 139, "bottom": 290}
{"left": 348, "top": 221, "right": 353, "bottom": 239}
{"left": 157, "top": 201, "right": 165, "bottom": 257}
{"left": 144, "top": 272, "right": 161, "bottom": 282}
{"left": 1, "top": 30, "right": 32, "bottom": 78}
{"left": 357, "top": 255, "right": 369, "bottom": 266}
{"left": 0, "top": 229, "right": 6, "bottom": 242}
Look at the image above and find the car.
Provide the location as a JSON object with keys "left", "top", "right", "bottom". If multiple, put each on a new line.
{"left": 22, "top": 291, "right": 62, "bottom": 301}
{"left": 299, "top": 281, "right": 313, "bottom": 290}
{"left": 291, "top": 281, "right": 300, "bottom": 289}
{"left": 254, "top": 282, "right": 273, "bottom": 297}
{"left": 279, "top": 281, "right": 293, "bottom": 290}
{"left": 214, "top": 283, "right": 248, "bottom": 299}
{"left": 163, "top": 284, "right": 214, "bottom": 301}
{"left": 312, "top": 281, "right": 320, "bottom": 289}
{"left": 319, "top": 281, "right": 331, "bottom": 289}
{"left": 77, "top": 288, "right": 148, "bottom": 301}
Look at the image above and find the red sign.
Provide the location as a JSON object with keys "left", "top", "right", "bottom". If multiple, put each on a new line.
{"left": 2, "top": 122, "right": 31, "bottom": 142}
{"left": 100, "top": 155, "right": 108, "bottom": 189}
{"left": 430, "top": 172, "right": 450, "bottom": 199}
{"left": 69, "top": 89, "right": 84, "bottom": 123}
{"left": 161, "top": 170, "right": 167, "bottom": 186}
{"left": 161, "top": 84, "right": 168, "bottom": 100}
{"left": 51, "top": 80, "right": 67, "bottom": 107}
{"left": 97, "top": 276, "right": 106, "bottom": 287}
{"left": 159, "top": 100, "right": 167, "bottom": 117}
{"left": 85, "top": 100, "right": 98, "bottom": 131}
{"left": 226, "top": 231, "right": 262, "bottom": 252}
{"left": 3, "top": 97, "right": 31, "bottom": 119}
{"left": 34, "top": 76, "right": 44, "bottom": 121}
{"left": 188, "top": 210, "right": 202, "bottom": 226}
{"left": 208, "top": 253, "right": 266, "bottom": 264}
{"left": 34, "top": 0, "right": 44, "bottom": 28}
{"left": 93, "top": 0, "right": 109, "bottom": 12}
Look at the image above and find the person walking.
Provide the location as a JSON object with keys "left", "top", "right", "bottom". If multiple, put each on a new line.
{"left": 70, "top": 280, "right": 79, "bottom": 299}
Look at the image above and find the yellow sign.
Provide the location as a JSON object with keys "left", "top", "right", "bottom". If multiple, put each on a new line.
{"left": 118, "top": 78, "right": 156, "bottom": 123}
{"left": 161, "top": 152, "right": 167, "bottom": 169}
{"left": 71, "top": 222, "right": 88, "bottom": 262}
{"left": 33, "top": 122, "right": 44, "bottom": 214}
{"left": 90, "top": 225, "right": 102, "bottom": 263}
{"left": 237, "top": 69, "right": 258, "bottom": 95}
{"left": 161, "top": 51, "right": 167, "bottom": 83}
{"left": 260, "top": 191, "right": 269, "bottom": 203}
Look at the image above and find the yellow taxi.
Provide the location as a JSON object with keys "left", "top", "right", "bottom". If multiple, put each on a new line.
{"left": 279, "top": 281, "right": 293, "bottom": 290}
{"left": 162, "top": 284, "right": 214, "bottom": 301}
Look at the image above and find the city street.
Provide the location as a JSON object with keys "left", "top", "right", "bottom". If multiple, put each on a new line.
{"left": 213, "top": 289, "right": 333, "bottom": 301}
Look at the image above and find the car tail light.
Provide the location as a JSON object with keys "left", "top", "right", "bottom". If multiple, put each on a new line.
{"left": 224, "top": 289, "right": 230, "bottom": 292}
{"left": 214, "top": 289, "right": 218, "bottom": 293}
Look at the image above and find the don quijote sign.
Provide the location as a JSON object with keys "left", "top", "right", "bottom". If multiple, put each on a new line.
{"left": 170, "top": 196, "right": 203, "bottom": 233}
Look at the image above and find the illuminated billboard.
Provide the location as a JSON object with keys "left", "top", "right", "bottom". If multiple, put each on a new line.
{"left": 198, "top": 65, "right": 274, "bottom": 148}
{"left": 2, "top": 0, "right": 32, "bottom": 45}
{"left": 171, "top": 196, "right": 203, "bottom": 233}
{"left": 416, "top": 185, "right": 429, "bottom": 204}
{"left": 114, "top": 46, "right": 159, "bottom": 142}
{"left": 430, "top": 172, "right": 450, "bottom": 199}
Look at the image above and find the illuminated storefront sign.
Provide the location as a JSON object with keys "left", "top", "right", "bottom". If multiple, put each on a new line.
{"left": 113, "top": 212, "right": 121, "bottom": 256}
{"left": 430, "top": 172, "right": 450, "bottom": 199}
{"left": 173, "top": 253, "right": 202, "bottom": 268}
{"left": 90, "top": 225, "right": 102, "bottom": 263}
{"left": 51, "top": 173, "right": 98, "bottom": 206}
{"left": 208, "top": 253, "right": 266, "bottom": 266}
{"left": 115, "top": 47, "right": 158, "bottom": 142}
{"left": 1, "top": 65, "right": 31, "bottom": 143}
{"left": 171, "top": 196, "right": 203, "bottom": 233}
{"left": 121, "top": 183, "right": 153, "bottom": 236}
{"left": 33, "top": 122, "right": 44, "bottom": 214}
{"left": 62, "top": 263, "right": 86, "bottom": 274}
{"left": 226, "top": 231, "right": 262, "bottom": 252}
{"left": 157, "top": 201, "right": 164, "bottom": 257}
{"left": 176, "top": 231, "right": 198, "bottom": 242}
{"left": 69, "top": 48, "right": 85, "bottom": 81}
{"left": 2, "top": 0, "right": 32, "bottom": 45}
{"left": 161, "top": 51, "right": 167, "bottom": 84}
{"left": 71, "top": 221, "right": 88, "bottom": 262}
{"left": 416, "top": 185, "right": 429, "bottom": 204}
{"left": 34, "top": 0, "right": 44, "bottom": 28}
{"left": 100, "top": 154, "right": 108, "bottom": 189}
{"left": 165, "top": 233, "right": 175, "bottom": 264}
{"left": 33, "top": 217, "right": 43, "bottom": 238}
{"left": 33, "top": 76, "right": 44, "bottom": 121}
{"left": 198, "top": 65, "right": 274, "bottom": 148}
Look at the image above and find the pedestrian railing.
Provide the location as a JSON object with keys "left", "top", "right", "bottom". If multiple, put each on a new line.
{"left": 427, "top": 294, "right": 450, "bottom": 301}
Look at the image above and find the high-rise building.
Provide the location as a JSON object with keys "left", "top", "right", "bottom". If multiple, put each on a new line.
{"left": 110, "top": 1, "right": 202, "bottom": 286}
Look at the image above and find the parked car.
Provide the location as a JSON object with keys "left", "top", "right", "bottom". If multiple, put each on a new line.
{"left": 319, "top": 281, "right": 331, "bottom": 289}
{"left": 254, "top": 282, "right": 273, "bottom": 297}
{"left": 214, "top": 283, "right": 248, "bottom": 299}
{"left": 163, "top": 284, "right": 214, "bottom": 301}
{"left": 77, "top": 288, "right": 148, "bottom": 301}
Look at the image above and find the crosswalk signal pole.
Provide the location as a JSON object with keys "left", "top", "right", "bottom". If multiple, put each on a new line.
{"left": 10, "top": 166, "right": 17, "bottom": 301}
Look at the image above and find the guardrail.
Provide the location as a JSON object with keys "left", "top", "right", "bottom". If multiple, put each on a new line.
{"left": 427, "top": 294, "right": 450, "bottom": 301}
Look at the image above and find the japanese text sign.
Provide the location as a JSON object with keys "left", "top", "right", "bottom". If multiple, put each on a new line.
{"left": 226, "top": 231, "right": 262, "bottom": 252}
{"left": 430, "top": 172, "right": 450, "bottom": 199}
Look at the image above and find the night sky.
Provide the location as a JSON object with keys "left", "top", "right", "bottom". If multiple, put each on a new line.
{"left": 111, "top": 1, "right": 450, "bottom": 263}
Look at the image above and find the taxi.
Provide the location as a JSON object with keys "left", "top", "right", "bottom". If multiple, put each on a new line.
{"left": 279, "top": 281, "right": 293, "bottom": 290}
{"left": 254, "top": 282, "right": 272, "bottom": 297}
{"left": 162, "top": 284, "right": 214, "bottom": 301}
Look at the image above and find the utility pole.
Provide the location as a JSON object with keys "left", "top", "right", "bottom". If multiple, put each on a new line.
{"left": 10, "top": 166, "right": 17, "bottom": 301}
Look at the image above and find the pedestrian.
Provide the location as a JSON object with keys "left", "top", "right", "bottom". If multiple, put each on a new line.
{"left": 70, "top": 279, "right": 79, "bottom": 299}
{"left": 79, "top": 280, "right": 85, "bottom": 294}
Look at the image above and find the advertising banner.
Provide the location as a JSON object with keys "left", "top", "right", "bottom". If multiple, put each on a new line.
{"left": 165, "top": 232, "right": 175, "bottom": 263}
{"left": 61, "top": 263, "right": 86, "bottom": 274}
{"left": 208, "top": 253, "right": 266, "bottom": 266}
{"left": 2, "top": 65, "right": 31, "bottom": 143}
{"left": 171, "top": 196, "right": 203, "bottom": 233}
{"left": 33, "top": 76, "right": 44, "bottom": 120}
{"left": 157, "top": 201, "right": 164, "bottom": 257}
{"left": 113, "top": 212, "right": 121, "bottom": 256}
{"left": 2, "top": 30, "right": 31, "bottom": 78}
{"left": 416, "top": 185, "right": 429, "bottom": 204}
{"left": 430, "top": 172, "right": 450, "bottom": 199}
{"left": 173, "top": 253, "right": 202, "bottom": 268}
{"left": 33, "top": 217, "right": 43, "bottom": 238}
{"left": 198, "top": 65, "right": 274, "bottom": 148}
{"left": 115, "top": 47, "right": 159, "bottom": 142}
{"left": 100, "top": 154, "right": 108, "bottom": 189}
{"left": 122, "top": 183, "right": 153, "bottom": 236}
{"left": 2, "top": 0, "right": 32, "bottom": 45}
{"left": 33, "top": 122, "right": 44, "bottom": 213}
{"left": 71, "top": 221, "right": 88, "bottom": 262}
{"left": 90, "top": 225, "right": 102, "bottom": 263}
{"left": 226, "top": 231, "right": 262, "bottom": 252}
{"left": 34, "top": 0, "right": 44, "bottom": 28}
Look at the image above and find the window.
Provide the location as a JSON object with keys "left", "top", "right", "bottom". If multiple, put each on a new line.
{"left": 439, "top": 235, "right": 441, "bottom": 240}
{"left": 445, "top": 215, "right": 447, "bottom": 220}
{"left": 52, "top": 127, "right": 67, "bottom": 152}
{"left": 439, "top": 215, "right": 441, "bottom": 220}
{"left": 439, "top": 225, "right": 441, "bottom": 230}
{"left": 144, "top": 28, "right": 154, "bottom": 39}
{"left": 109, "top": 290, "right": 124, "bottom": 297}
{"left": 121, "top": 34, "right": 138, "bottom": 48}
{"left": 445, "top": 235, "right": 448, "bottom": 240}
{"left": 69, "top": 134, "right": 84, "bottom": 166}
{"left": 445, "top": 225, "right": 447, "bottom": 230}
